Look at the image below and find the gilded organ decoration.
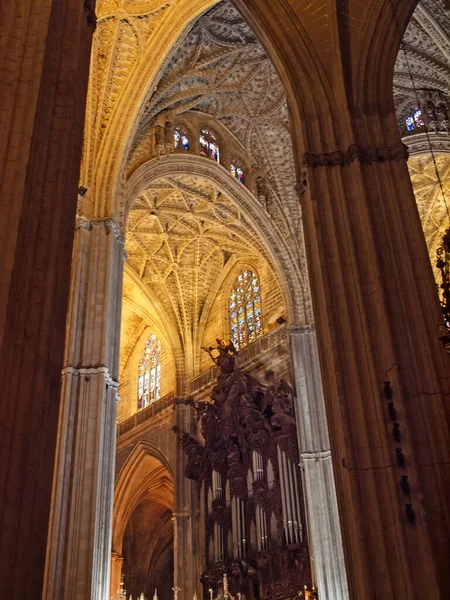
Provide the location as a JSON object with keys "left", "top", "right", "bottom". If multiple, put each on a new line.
{"left": 175, "top": 352, "right": 311, "bottom": 600}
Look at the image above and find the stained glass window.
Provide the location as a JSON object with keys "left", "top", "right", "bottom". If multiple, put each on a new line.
{"left": 405, "top": 116, "right": 415, "bottom": 131}
{"left": 414, "top": 109, "right": 424, "bottom": 127}
{"left": 199, "top": 129, "right": 220, "bottom": 162}
{"left": 174, "top": 128, "right": 189, "bottom": 150}
{"left": 137, "top": 334, "right": 161, "bottom": 410}
{"left": 229, "top": 270, "right": 262, "bottom": 350}
{"left": 231, "top": 162, "right": 245, "bottom": 184}
{"left": 405, "top": 108, "right": 424, "bottom": 132}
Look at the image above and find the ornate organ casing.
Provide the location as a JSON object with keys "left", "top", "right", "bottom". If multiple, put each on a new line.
{"left": 175, "top": 343, "right": 311, "bottom": 600}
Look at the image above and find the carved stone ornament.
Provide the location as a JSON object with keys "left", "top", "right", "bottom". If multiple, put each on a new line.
{"left": 75, "top": 216, "right": 126, "bottom": 244}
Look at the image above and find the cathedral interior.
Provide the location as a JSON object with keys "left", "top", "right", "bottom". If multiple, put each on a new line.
{"left": 1, "top": 0, "right": 450, "bottom": 599}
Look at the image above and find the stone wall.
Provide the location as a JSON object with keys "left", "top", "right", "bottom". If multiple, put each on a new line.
{"left": 200, "top": 260, "right": 286, "bottom": 372}
{"left": 118, "top": 331, "right": 176, "bottom": 423}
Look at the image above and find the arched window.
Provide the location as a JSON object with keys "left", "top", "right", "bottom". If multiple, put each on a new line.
{"left": 174, "top": 127, "right": 189, "bottom": 150}
{"left": 230, "top": 162, "right": 245, "bottom": 184}
{"left": 199, "top": 129, "right": 220, "bottom": 162}
{"left": 138, "top": 334, "right": 161, "bottom": 410}
{"left": 229, "top": 270, "right": 262, "bottom": 350}
{"left": 405, "top": 108, "right": 424, "bottom": 132}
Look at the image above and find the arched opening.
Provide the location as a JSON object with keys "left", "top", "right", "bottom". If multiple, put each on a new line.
{"left": 114, "top": 4, "right": 321, "bottom": 598}
{"left": 174, "top": 127, "right": 190, "bottom": 151}
{"left": 112, "top": 444, "right": 175, "bottom": 600}
{"left": 122, "top": 498, "right": 174, "bottom": 599}
{"left": 199, "top": 129, "right": 220, "bottom": 162}
{"left": 394, "top": 0, "right": 450, "bottom": 306}
{"left": 14, "top": 0, "right": 448, "bottom": 599}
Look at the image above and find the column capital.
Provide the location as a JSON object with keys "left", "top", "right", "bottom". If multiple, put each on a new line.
{"left": 75, "top": 216, "right": 125, "bottom": 244}
{"left": 62, "top": 365, "right": 119, "bottom": 390}
{"left": 304, "top": 141, "right": 408, "bottom": 168}
{"left": 301, "top": 449, "right": 332, "bottom": 462}
{"left": 289, "top": 324, "right": 316, "bottom": 336}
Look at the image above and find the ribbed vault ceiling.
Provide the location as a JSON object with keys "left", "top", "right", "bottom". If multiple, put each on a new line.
{"left": 394, "top": 0, "right": 450, "bottom": 128}
{"left": 128, "top": 0, "right": 301, "bottom": 238}
{"left": 120, "top": 0, "right": 450, "bottom": 372}
{"left": 125, "top": 174, "right": 271, "bottom": 349}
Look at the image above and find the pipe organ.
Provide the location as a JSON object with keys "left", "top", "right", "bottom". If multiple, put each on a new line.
{"left": 175, "top": 341, "right": 312, "bottom": 600}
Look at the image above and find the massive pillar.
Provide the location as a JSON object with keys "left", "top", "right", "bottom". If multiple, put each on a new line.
{"left": 232, "top": 1, "right": 450, "bottom": 596}
{"left": 0, "top": 0, "right": 94, "bottom": 597}
{"left": 301, "top": 121, "right": 450, "bottom": 598}
{"left": 43, "top": 217, "right": 124, "bottom": 599}
{"left": 290, "top": 326, "right": 349, "bottom": 600}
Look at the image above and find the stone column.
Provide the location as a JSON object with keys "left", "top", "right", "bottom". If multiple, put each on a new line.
{"left": 110, "top": 552, "right": 124, "bottom": 600}
{"left": 174, "top": 400, "right": 199, "bottom": 600}
{"left": 43, "top": 217, "right": 125, "bottom": 600}
{"left": 301, "top": 130, "right": 450, "bottom": 598}
{"left": 0, "top": 1, "right": 94, "bottom": 597}
{"left": 290, "top": 325, "right": 349, "bottom": 600}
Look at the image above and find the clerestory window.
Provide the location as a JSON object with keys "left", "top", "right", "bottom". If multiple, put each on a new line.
{"left": 229, "top": 270, "right": 262, "bottom": 350}
{"left": 138, "top": 334, "right": 161, "bottom": 410}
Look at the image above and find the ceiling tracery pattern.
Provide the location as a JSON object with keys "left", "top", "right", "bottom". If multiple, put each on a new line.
{"left": 83, "top": 0, "right": 174, "bottom": 183}
{"left": 80, "top": 0, "right": 218, "bottom": 196}
{"left": 125, "top": 174, "right": 273, "bottom": 349}
{"left": 408, "top": 154, "right": 450, "bottom": 273}
{"left": 393, "top": 1, "right": 450, "bottom": 277}
{"left": 128, "top": 0, "right": 301, "bottom": 237}
{"left": 394, "top": 0, "right": 450, "bottom": 130}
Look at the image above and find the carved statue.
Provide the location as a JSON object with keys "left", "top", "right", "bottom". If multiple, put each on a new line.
{"left": 154, "top": 124, "right": 164, "bottom": 156}
{"left": 202, "top": 339, "right": 237, "bottom": 374}
{"left": 173, "top": 426, "right": 205, "bottom": 480}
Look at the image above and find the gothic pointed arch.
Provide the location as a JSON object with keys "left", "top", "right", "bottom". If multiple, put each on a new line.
{"left": 124, "top": 154, "right": 311, "bottom": 326}
{"left": 113, "top": 441, "right": 174, "bottom": 555}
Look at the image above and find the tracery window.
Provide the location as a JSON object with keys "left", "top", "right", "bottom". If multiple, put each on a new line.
{"left": 199, "top": 129, "right": 220, "bottom": 162}
{"left": 405, "top": 108, "right": 424, "bottom": 132}
{"left": 174, "top": 127, "right": 189, "bottom": 151}
{"left": 137, "top": 334, "right": 161, "bottom": 410}
{"left": 230, "top": 162, "right": 245, "bottom": 184}
{"left": 229, "top": 270, "right": 262, "bottom": 350}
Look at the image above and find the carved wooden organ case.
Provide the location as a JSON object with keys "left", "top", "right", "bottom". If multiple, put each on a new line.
{"left": 176, "top": 356, "right": 312, "bottom": 600}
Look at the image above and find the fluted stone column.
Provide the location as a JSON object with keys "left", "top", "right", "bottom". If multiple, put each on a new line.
{"left": 300, "top": 127, "right": 450, "bottom": 598}
{"left": 0, "top": 1, "right": 94, "bottom": 597}
{"left": 174, "top": 401, "right": 200, "bottom": 600}
{"left": 43, "top": 217, "right": 125, "bottom": 600}
{"left": 290, "top": 325, "right": 349, "bottom": 600}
